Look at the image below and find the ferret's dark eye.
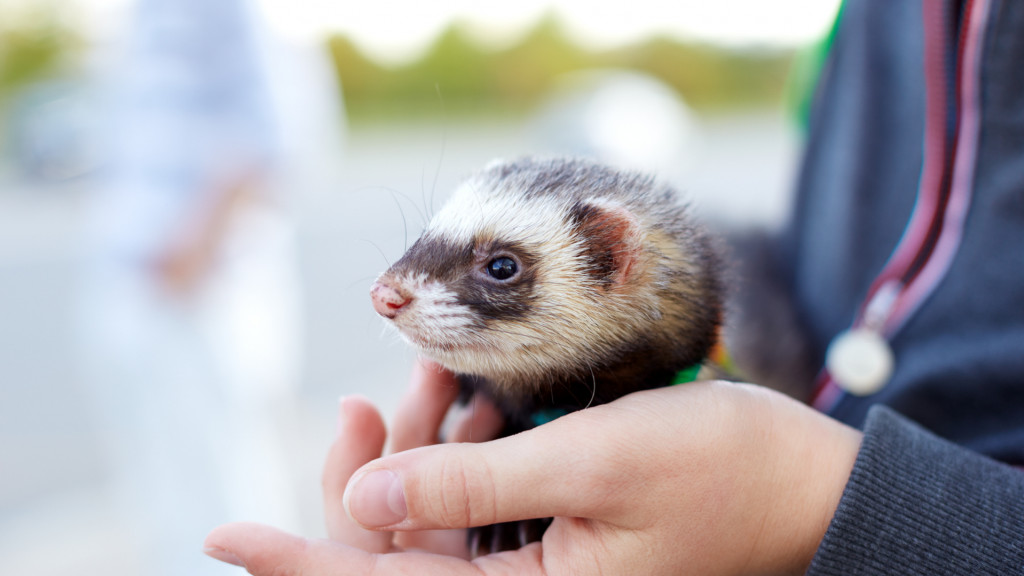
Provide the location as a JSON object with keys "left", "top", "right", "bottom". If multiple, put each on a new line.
{"left": 487, "top": 257, "right": 518, "bottom": 281}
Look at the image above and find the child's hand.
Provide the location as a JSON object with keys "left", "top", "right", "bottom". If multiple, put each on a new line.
{"left": 205, "top": 374, "right": 860, "bottom": 575}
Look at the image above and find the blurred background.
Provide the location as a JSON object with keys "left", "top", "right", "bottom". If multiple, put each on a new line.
{"left": 0, "top": 0, "right": 838, "bottom": 574}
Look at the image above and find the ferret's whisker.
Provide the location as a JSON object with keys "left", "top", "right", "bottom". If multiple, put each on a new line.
{"left": 345, "top": 275, "right": 380, "bottom": 292}
{"left": 362, "top": 239, "right": 391, "bottom": 268}
{"left": 351, "top": 185, "right": 427, "bottom": 229}
{"left": 469, "top": 392, "right": 477, "bottom": 443}
{"left": 385, "top": 190, "right": 410, "bottom": 251}
{"left": 429, "top": 83, "right": 447, "bottom": 221}
{"left": 584, "top": 364, "right": 597, "bottom": 410}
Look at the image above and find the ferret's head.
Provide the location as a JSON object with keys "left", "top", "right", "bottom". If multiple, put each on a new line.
{"left": 371, "top": 157, "right": 718, "bottom": 398}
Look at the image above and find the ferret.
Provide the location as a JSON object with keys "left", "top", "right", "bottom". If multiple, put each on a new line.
{"left": 370, "top": 156, "right": 723, "bottom": 554}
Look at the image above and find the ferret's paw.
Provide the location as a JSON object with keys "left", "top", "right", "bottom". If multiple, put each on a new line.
{"left": 467, "top": 518, "right": 553, "bottom": 557}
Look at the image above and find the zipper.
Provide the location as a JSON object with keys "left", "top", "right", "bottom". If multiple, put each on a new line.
{"left": 812, "top": 0, "right": 990, "bottom": 411}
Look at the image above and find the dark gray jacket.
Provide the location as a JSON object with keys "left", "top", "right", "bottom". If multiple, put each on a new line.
{"left": 776, "top": 0, "right": 1024, "bottom": 573}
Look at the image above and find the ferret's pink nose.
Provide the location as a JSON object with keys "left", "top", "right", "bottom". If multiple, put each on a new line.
{"left": 371, "top": 281, "right": 412, "bottom": 319}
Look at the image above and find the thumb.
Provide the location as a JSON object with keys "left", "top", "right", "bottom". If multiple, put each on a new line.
{"left": 343, "top": 409, "right": 626, "bottom": 531}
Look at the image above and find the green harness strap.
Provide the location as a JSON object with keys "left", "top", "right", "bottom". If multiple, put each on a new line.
{"left": 529, "top": 363, "right": 704, "bottom": 427}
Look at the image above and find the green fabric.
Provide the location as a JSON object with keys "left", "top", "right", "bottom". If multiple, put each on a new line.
{"left": 530, "top": 363, "right": 704, "bottom": 426}
{"left": 786, "top": 1, "right": 846, "bottom": 130}
{"left": 670, "top": 363, "right": 703, "bottom": 386}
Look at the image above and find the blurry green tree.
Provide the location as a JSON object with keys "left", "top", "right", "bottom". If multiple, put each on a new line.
{"left": 0, "top": 3, "right": 77, "bottom": 102}
{"left": 1, "top": 5, "right": 795, "bottom": 126}
{"left": 328, "top": 13, "right": 795, "bottom": 123}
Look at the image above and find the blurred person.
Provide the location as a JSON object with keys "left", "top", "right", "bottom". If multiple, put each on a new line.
{"left": 205, "top": 0, "right": 1024, "bottom": 574}
{"left": 76, "top": 0, "right": 342, "bottom": 574}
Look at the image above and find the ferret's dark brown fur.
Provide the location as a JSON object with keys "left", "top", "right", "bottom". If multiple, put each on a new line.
{"left": 370, "top": 156, "right": 723, "bottom": 553}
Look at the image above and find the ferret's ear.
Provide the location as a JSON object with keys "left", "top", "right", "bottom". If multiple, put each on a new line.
{"left": 570, "top": 200, "right": 643, "bottom": 287}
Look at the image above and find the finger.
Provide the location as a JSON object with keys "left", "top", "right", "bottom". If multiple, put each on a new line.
{"left": 389, "top": 359, "right": 460, "bottom": 454}
{"left": 205, "top": 522, "right": 378, "bottom": 576}
{"left": 323, "top": 396, "right": 393, "bottom": 552}
{"left": 445, "top": 394, "right": 505, "bottom": 443}
{"left": 394, "top": 526, "right": 471, "bottom": 559}
{"left": 204, "top": 522, "right": 543, "bottom": 576}
{"left": 384, "top": 360, "right": 472, "bottom": 556}
{"left": 345, "top": 405, "right": 629, "bottom": 531}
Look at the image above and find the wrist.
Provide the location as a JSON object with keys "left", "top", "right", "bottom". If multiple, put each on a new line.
{"left": 759, "top": 391, "right": 861, "bottom": 575}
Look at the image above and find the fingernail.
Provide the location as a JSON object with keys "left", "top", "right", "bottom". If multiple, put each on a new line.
{"left": 418, "top": 357, "right": 444, "bottom": 373}
{"left": 203, "top": 546, "right": 245, "bottom": 567}
{"left": 344, "top": 469, "right": 407, "bottom": 527}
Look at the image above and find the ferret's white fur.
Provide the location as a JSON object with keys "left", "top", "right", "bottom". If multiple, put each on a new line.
{"left": 383, "top": 172, "right": 677, "bottom": 393}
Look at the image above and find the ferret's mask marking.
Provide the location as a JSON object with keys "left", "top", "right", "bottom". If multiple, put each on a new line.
{"left": 390, "top": 234, "right": 540, "bottom": 322}
{"left": 388, "top": 197, "right": 646, "bottom": 342}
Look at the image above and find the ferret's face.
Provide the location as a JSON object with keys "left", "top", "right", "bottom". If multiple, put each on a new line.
{"left": 370, "top": 171, "right": 657, "bottom": 392}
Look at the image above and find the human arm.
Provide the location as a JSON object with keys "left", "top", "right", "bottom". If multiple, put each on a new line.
{"left": 807, "top": 406, "right": 1024, "bottom": 575}
{"left": 97, "top": 0, "right": 278, "bottom": 295}
{"left": 205, "top": 374, "right": 862, "bottom": 575}
{"left": 153, "top": 171, "right": 261, "bottom": 296}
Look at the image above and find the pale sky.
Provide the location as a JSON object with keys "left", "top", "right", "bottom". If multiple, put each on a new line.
{"left": 259, "top": 0, "right": 843, "bottom": 62}
{"left": 71, "top": 0, "right": 842, "bottom": 63}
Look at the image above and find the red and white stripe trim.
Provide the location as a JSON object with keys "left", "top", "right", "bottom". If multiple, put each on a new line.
{"left": 812, "top": 0, "right": 992, "bottom": 412}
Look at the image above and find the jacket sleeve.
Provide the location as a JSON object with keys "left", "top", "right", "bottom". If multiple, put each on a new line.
{"left": 807, "top": 406, "right": 1024, "bottom": 575}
